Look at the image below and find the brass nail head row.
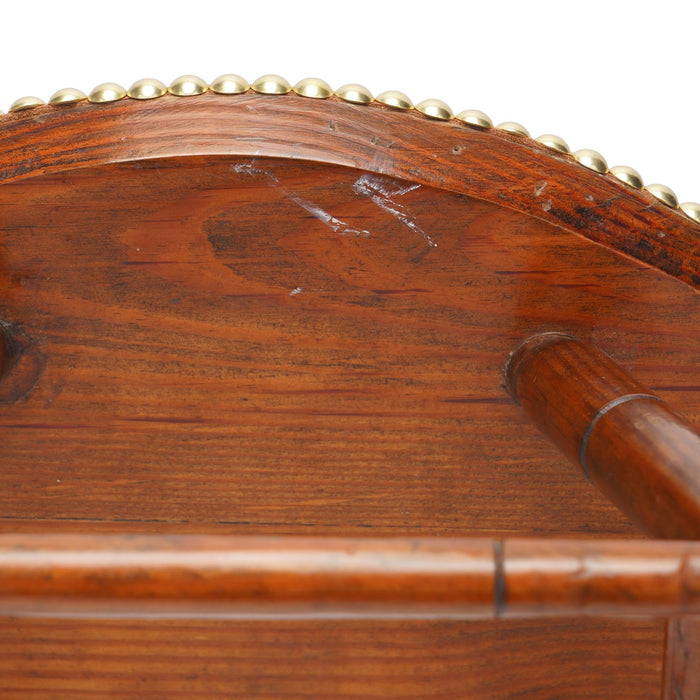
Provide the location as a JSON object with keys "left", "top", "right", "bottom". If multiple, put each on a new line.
{"left": 3, "top": 74, "right": 698, "bottom": 227}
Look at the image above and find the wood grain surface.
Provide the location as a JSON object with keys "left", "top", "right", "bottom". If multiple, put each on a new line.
{"left": 0, "top": 617, "right": 664, "bottom": 699}
{"left": 0, "top": 93, "right": 698, "bottom": 287}
{"left": 1, "top": 156, "right": 698, "bottom": 539}
{"left": 665, "top": 617, "right": 700, "bottom": 699}
{"left": 0, "top": 94, "right": 698, "bottom": 697}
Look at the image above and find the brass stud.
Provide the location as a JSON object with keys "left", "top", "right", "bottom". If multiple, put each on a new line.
{"left": 210, "top": 74, "right": 249, "bottom": 94}
{"left": 293, "top": 77, "right": 332, "bottom": 99}
{"left": 610, "top": 165, "right": 643, "bottom": 190}
{"left": 335, "top": 83, "right": 373, "bottom": 104}
{"left": 127, "top": 78, "right": 168, "bottom": 100}
{"left": 169, "top": 75, "right": 208, "bottom": 97}
{"left": 574, "top": 149, "right": 608, "bottom": 173}
{"left": 376, "top": 90, "right": 413, "bottom": 110}
{"left": 252, "top": 74, "right": 291, "bottom": 95}
{"left": 680, "top": 202, "right": 700, "bottom": 223}
{"left": 456, "top": 109, "right": 493, "bottom": 129}
{"left": 9, "top": 96, "right": 45, "bottom": 112}
{"left": 49, "top": 88, "right": 87, "bottom": 105}
{"left": 496, "top": 121, "right": 530, "bottom": 137}
{"left": 535, "top": 134, "right": 570, "bottom": 153}
{"left": 12, "top": 76, "right": 690, "bottom": 232}
{"left": 646, "top": 183, "right": 678, "bottom": 208}
{"left": 88, "top": 82, "right": 127, "bottom": 103}
{"left": 416, "top": 98, "right": 453, "bottom": 121}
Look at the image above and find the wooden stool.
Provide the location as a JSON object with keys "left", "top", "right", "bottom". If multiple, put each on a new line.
{"left": 0, "top": 75, "right": 698, "bottom": 698}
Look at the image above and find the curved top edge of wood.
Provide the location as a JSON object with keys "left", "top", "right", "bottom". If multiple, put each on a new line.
{"left": 0, "top": 93, "right": 698, "bottom": 288}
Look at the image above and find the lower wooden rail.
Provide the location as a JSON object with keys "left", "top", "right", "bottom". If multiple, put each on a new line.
{"left": 0, "top": 534, "right": 698, "bottom": 619}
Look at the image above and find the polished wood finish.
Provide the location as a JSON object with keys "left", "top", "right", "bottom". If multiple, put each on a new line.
{"left": 0, "top": 534, "right": 495, "bottom": 617}
{"left": 0, "top": 93, "right": 698, "bottom": 287}
{"left": 506, "top": 332, "right": 700, "bottom": 539}
{"left": 665, "top": 617, "right": 700, "bottom": 699}
{"left": 0, "top": 618, "right": 664, "bottom": 699}
{"left": 0, "top": 94, "right": 698, "bottom": 696}
{"left": 1, "top": 534, "right": 699, "bottom": 619}
{"left": 1, "top": 156, "right": 698, "bottom": 538}
{"left": 503, "top": 538, "right": 700, "bottom": 618}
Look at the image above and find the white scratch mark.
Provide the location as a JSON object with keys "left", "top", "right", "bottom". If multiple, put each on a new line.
{"left": 285, "top": 192, "right": 371, "bottom": 237}
{"left": 541, "top": 199, "right": 552, "bottom": 212}
{"left": 352, "top": 174, "right": 436, "bottom": 248}
{"left": 232, "top": 161, "right": 370, "bottom": 238}
{"left": 231, "top": 162, "right": 276, "bottom": 179}
{"left": 534, "top": 180, "right": 548, "bottom": 197}
{"left": 290, "top": 287, "right": 303, "bottom": 296}
{"left": 354, "top": 174, "right": 420, "bottom": 199}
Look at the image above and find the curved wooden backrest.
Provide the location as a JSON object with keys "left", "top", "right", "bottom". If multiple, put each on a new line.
{"left": 1, "top": 92, "right": 698, "bottom": 286}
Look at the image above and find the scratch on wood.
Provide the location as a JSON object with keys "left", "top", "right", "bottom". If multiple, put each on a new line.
{"left": 232, "top": 161, "right": 371, "bottom": 238}
{"left": 284, "top": 191, "right": 371, "bottom": 238}
{"left": 231, "top": 162, "right": 271, "bottom": 179}
{"left": 352, "top": 173, "right": 436, "bottom": 248}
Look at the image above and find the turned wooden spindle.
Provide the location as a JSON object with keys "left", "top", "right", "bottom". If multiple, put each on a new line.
{"left": 505, "top": 332, "right": 700, "bottom": 539}
{"left": 0, "top": 534, "right": 699, "bottom": 619}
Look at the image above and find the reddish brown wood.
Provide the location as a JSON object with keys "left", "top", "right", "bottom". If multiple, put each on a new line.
{"left": 0, "top": 534, "right": 698, "bottom": 619}
{"left": 664, "top": 617, "right": 700, "bottom": 699}
{"left": 506, "top": 332, "right": 700, "bottom": 539}
{"left": 0, "top": 534, "right": 495, "bottom": 617}
{"left": 503, "top": 538, "right": 700, "bottom": 617}
{"left": 0, "top": 617, "right": 664, "bottom": 699}
{"left": 0, "top": 94, "right": 698, "bottom": 696}
{"left": 1, "top": 157, "right": 698, "bottom": 539}
{"left": 0, "top": 94, "right": 698, "bottom": 287}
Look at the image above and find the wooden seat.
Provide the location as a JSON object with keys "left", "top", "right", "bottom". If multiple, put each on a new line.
{"left": 0, "top": 77, "right": 698, "bottom": 698}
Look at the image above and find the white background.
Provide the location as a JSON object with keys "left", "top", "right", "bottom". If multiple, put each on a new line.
{"left": 2, "top": 0, "right": 698, "bottom": 205}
